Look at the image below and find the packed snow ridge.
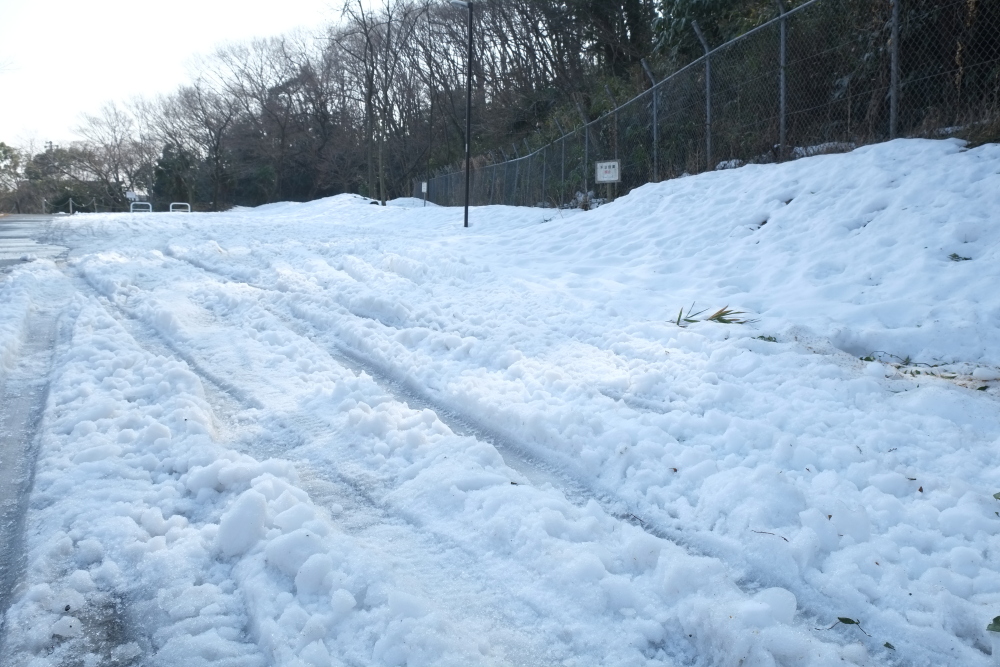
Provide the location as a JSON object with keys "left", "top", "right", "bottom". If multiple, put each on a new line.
{"left": 1, "top": 138, "right": 999, "bottom": 667}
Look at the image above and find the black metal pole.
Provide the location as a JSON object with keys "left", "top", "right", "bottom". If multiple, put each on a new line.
{"left": 462, "top": 2, "right": 473, "bottom": 227}
{"left": 692, "top": 21, "right": 712, "bottom": 171}
{"left": 775, "top": 0, "right": 787, "bottom": 160}
{"left": 889, "top": 0, "right": 899, "bottom": 139}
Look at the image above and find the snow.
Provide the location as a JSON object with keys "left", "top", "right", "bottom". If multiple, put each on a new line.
{"left": 0, "top": 268, "right": 35, "bottom": 375}
{"left": 2, "top": 138, "right": 1000, "bottom": 666}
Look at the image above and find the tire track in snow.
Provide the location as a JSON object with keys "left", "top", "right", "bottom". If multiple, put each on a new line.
{"left": 0, "top": 284, "right": 155, "bottom": 667}
{"left": 166, "top": 254, "right": 664, "bottom": 530}
{"left": 162, "top": 253, "right": 869, "bottom": 654}
{"left": 66, "top": 268, "right": 570, "bottom": 667}
{"left": 25, "top": 276, "right": 273, "bottom": 667}
{"left": 262, "top": 291, "right": 873, "bottom": 653}
{"left": 66, "top": 268, "right": 424, "bottom": 539}
{"left": 167, "top": 254, "right": 735, "bottom": 550}
{"left": 0, "top": 304, "right": 63, "bottom": 640}
{"left": 265, "top": 301, "right": 649, "bottom": 521}
{"left": 155, "top": 256, "right": 734, "bottom": 577}
{"left": 0, "top": 223, "right": 175, "bottom": 665}
{"left": 73, "top": 242, "right": 858, "bottom": 663}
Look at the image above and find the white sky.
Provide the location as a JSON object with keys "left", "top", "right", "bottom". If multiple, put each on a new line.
{"left": 0, "top": 0, "right": 339, "bottom": 147}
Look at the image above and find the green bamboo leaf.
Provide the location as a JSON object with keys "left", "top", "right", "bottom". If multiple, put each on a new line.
{"left": 884, "top": 642, "right": 895, "bottom": 650}
{"left": 987, "top": 616, "right": 1000, "bottom": 632}
{"left": 837, "top": 617, "right": 857, "bottom": 625}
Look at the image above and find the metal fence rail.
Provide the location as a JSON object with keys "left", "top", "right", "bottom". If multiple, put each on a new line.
{"left": 419, "top": 0, "right": 1000, "bottom": 207}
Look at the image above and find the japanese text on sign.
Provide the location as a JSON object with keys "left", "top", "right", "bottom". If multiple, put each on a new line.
{"left": 595, "top": 160, "right": 620, "bottom": 183}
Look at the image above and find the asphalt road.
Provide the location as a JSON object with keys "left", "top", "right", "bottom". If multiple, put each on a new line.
{"left": 0, "top": 214, "right": 65, "bottom": 269}
{"left": 0, "top": 213, "right": 67, "bottom": 639}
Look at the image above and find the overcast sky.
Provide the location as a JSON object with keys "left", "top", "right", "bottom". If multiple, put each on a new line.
{"left": 0, "top": 0, "right": 338, "bottom": 147}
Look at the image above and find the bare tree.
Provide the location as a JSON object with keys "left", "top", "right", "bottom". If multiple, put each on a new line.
{"left": 75, "top": 102, "right": 155, "bottom": 207}
{"left": 51, "top": 0, "right": 676, "bottom": 208}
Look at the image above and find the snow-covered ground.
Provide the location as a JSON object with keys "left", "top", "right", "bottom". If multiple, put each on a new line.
{"left": 1, "top": 138, "right": 999, "bottom": 666}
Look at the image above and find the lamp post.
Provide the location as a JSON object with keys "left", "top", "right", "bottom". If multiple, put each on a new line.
{"left": 450, "top": 0, "right": 473, "bottom": 228}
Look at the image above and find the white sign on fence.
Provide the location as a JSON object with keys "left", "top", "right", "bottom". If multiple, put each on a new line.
{"left": 595, "top": 160, "right": 621, "bottom": 183}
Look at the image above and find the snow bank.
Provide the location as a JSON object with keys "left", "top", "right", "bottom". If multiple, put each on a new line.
{"left": 570, "top": 138, "right": 1000, "bottom": 366}
{"left": 163, "top": 139, "right": 1000, "bottom": 665}
{"left": 6, "top": 139, "right": 1000, "bottom": 666}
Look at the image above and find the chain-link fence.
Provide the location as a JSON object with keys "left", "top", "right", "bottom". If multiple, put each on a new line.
{"left": 418, "top": 0, "right": 1000, "bottom": 207}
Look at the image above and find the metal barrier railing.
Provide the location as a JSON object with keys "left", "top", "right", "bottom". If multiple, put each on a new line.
{"left": 42, "top": 197, "right": 99, "bottom": 214}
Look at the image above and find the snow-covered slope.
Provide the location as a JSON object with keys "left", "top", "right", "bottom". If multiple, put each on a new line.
{"left": 3, "top": 138, "right": 999, "bottom": 666}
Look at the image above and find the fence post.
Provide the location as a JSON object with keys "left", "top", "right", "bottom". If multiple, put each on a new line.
{"left": 605, "top": 85, "right": 619, "bottom": 200}
{"left": 575, "top": 102, "right": 590, "bottom": 206}
{"left": 775, "top": 0, "right": 787, "bottom": 160}
{"left": 555, "top": 119, "right": 566, "bottom": 208}
{"left": 541, "top": 144, "right": 547, "bottom": 207}
{"left": 693, "top": 21, "right": 712, "bottom": 170}
{"left": 604, "top": 85, "right": 619, "bottom": 161}
{"left": 489, "top": 163, "right": 495, "bottom": 205}
{"left": 511, "top": 143, "right": 520, "bottom": 206}
{"left": 641, "top": 59, "right": 658, "bottom": 182}
{"left": 524, "top": 138, "right": 532, "bottom": 206}
{"left": 889, "top": 0, "right": 899, "bottom": 139}
{"left": 499, "top": 148, "right": 509, "bottom": 205}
